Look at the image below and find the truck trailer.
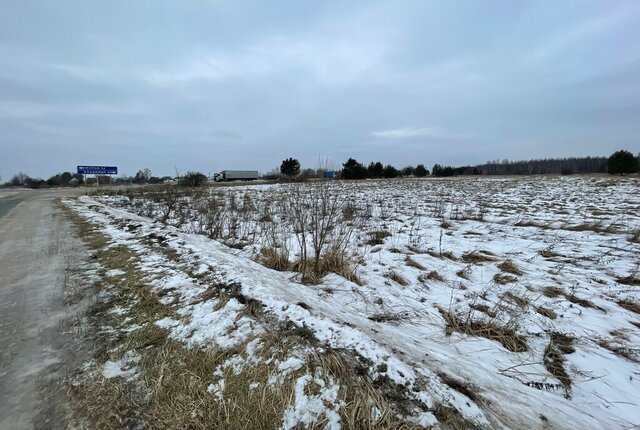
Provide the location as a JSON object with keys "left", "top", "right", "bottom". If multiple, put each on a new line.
{"left": 214, "top": 170, "right": 259, "bottom": 182}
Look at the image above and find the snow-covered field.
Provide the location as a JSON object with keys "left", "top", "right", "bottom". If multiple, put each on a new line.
{"left": 70, "top": 175, "right": 639, "bottom": 429}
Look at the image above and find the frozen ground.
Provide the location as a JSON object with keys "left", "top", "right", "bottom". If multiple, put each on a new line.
{"left": 71, "top": 175, "right": 640, "bottom": 429}
{"left": 0, "top": 188, "right": 90, "bottom": 429}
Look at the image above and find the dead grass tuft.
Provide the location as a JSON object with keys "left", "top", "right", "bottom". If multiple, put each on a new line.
{"left": 367, "top": 230, "right": 392, "bottom": 245}
{"left": 542, "top": 286, "right": 564, "bottom": 298}
{"left": 439, "top": 308, "right": 528, "bottom": 352}
{"left": 493, "top": 273, "right": 517, "bottom": 285}
{"left": 616, "top": 276, "right": 640, "bottom": 286}
{"left": 469, "top": 303, "right": 497, "bottom": 318}
{"left": 259, "top": 246, "right": 292, "bottom": 272}
{"left": 426, "top": 270, "right": 445, "bottom": 282}
{"left": 543, "top": 332, "right": 574, "bottom": 398}
{"left": 503, "top": 292, "right": 529, "bottom": 307}
{"left": 617, "top": 299, "right": 640, "bottom": 314}
{"left": 437, "top": 372, "right": 480, "bottom": 403}
{"left": 386, "top": 271, "right": 409, "bottom": 287}
{"left": 536, "top": 306, "right": 557, "bottom": 320}
{"left": 566, "top": 293, "right": 601, "bottom": 310}
{"left": 462, "top": 250, "right": 496, "bottom": 264}
{"left": 404, "top": 256, "right": 426, "bottom": 271}
{"left": 433, "top": 404, "right": 481, "bottom": 430}
{"left": 597, "top": 339, "right": 639, "bottom": 363}
{"left": 497, "top": 260, "right": 524, "bottom": 276}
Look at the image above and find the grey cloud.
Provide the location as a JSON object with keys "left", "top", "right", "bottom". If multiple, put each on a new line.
{"left": 1, "top": 0, "right": 639, "bottom": 181}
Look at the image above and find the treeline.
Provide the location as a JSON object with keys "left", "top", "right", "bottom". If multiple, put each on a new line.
{"left": 4, "top": 171, "right": 85, "bottom": 188}
{"left": 465, "top": 156, "right": 608, "bottom": 176}
{"left": 431, "top": 150, "right": 638, "bottom": 177}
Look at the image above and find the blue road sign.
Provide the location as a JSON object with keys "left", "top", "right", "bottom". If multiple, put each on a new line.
{"left": 77, "top": 165, "right": 118, "bottom": 175}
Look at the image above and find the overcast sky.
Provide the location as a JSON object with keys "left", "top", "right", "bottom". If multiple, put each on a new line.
{"left": 1, "top": 1, "right": 639, "bottom": 179}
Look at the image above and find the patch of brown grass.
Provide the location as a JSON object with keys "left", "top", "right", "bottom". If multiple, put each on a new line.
{"left": 541, "top": 286, "right": 564, "bottom": 298}
{"left": 543, "top": 332, "right": 574, "bottom": 398}
{"left": 462, "top": 250, "right": 496, "bottom": 264}
{"left": 439, "top": 308, "right": 528, "bottom": 353}
{"left": 497, "top": 260, "right": 524, "bottom": 276}
{"left": 566, "top": 293, "right": 601, "bottom": 310}
{"left": 367, "top": 230, "right": 392, "bottom": 245}
{"left": 386, "top": 271, "right": 409, "bottom": 286}
{"left": 618, "top": 299, "right": 640, "bottom": 314}
{"left": 616, "top": 276, "right": 640, "bottom": 286}
{"left": 597, "top": 340, "right": 639, "bottom": 363}
{"left": 469, "top": 303, "right": 497, "bottom": 318}
{"left": 259, "top": 246, "right": 292, "bottom": 272}
{"left": 493, "top": 273, "right": 517, "bottom": 285}
{"left": 426, "top": 270, "right": 445, "bottom": 282}
{"left": 503, "top": 292, "right": 528, "bottom": 307}
{"left": 404, "top": 256, "right": 426, "bottom": 271}
{"left": 536, "top": 306, "right": 557, "bottom": 320}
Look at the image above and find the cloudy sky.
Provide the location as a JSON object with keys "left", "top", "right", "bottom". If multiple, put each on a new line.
{"left": 1, "top": 1, "right": 639, "bottom": 179}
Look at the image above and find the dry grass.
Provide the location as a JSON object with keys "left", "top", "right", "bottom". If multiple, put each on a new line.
{"left": 597, "top": 339, "right": 639, "bottom": 363}
{"left": 541, "top": 286, "right": 564, "bottom": 298}
{"left": 503, "top": 292, "right": 529, "bottom": 307}
{"left": 543, "top": 332, "right": 574, "bottom": 398}
{"left": 497, "top": 260, "right": 524, "bottom": 276}
{"left": 426, "top": 270, "right": 445, "bottom": 282}
{"left": 536, "top": 306, "right": 557, "bottom": 320}
{"left": 617, "top": 299, "right": 640, "bottom": 314}
{"left": 469, "top": 303, "right": 497, "bottom": 318}
{"left": 426, "top": 250, "right": 458, "bottom": 261}
{"left": 259, "top": 246, "right": 293, "bottom": 272}
{"left": 493, "top": 273, "right": 517, "bottom": 285}
{"left": 386, "top": 271, "right": 409, "bottom": 286}
{"left": 404, "top": 256, "right": 426, "bottom": 271}
{"left": 616, "top": 276, "right": 640, "bottom": 286}
{"left": 566, "top": 293, "right": 600, "bottom": 310}
{"left": 367, "top": 230, "right": 392, "bottom": 245}
{"left": 462, "top": 250, "right": 496, "bottom": 264}
{"left": 64, "top": 202, "right": 433, "bottom": 429}
{"left": 439, "top": 308, "right": 528, "bottom": 353}
{"left": 539, "top": 249, "right": 559, "bottom": 259}
{"left": 456, "top": 267, "right": 471, "bottom": 280}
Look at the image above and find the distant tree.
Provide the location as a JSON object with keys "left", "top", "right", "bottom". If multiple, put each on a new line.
{"left": 180, "top": 171, "right": 207, "bottom": 187}
{"left": 341, "top": 158, "right": 367, "bottom": 180}
{"left": 148, "top": 176, "right": 162, "bottom": 184}
{"left": 607, "top": 150, "right": 639, "bottom": 175}
{"left": 261, "top": 169, "right": 281, "bottom": 180}
{"left": 414, "top": 164, "right": 428, "bottom": 177}
{"left": 47, "top": 174, "right": 62, "bottom": 186}
{"left": 367, "top": 162, "right": 384, "bottom": 178}
{"left": 401, "top": 166, "right": 414, "bottom": 177}
{"left": 383, "top": 165, "right": 399, "bottom": 178}
{"left": 27, "top": 178, "right": 45, "bottom": 188}
{"left": 10, "top": 172, "right": 31, "bottom": 186}
{"left": 299, "top": 168, "right": 316, "bottom": 179}
{"left": 280, "top": 158, "right": 301, "bottom": 178}
{"left": 60, "top": 172, "right": 73, "bottom": 186}
{"left": 134, "top": 168, "right": 152, "bottom": 184}
{"left": 432, "top": 164, "right": 457, "bottom": 177}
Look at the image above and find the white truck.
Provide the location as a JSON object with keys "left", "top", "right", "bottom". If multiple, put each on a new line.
{"left": 214, "top": 170, "right": 259, "bottom": 182}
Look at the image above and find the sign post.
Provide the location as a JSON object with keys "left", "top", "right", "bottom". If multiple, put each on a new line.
{"left": 77, "top": 166, "right": 118, "bottom": 194}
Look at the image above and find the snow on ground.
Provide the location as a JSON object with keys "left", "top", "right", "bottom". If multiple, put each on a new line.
{"left": 70, "top": 176, "right": 640, "bottom": 429}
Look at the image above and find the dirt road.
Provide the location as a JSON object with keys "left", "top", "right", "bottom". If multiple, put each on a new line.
{"left": 0, "top": 188, "right": 86, "bottom": 429}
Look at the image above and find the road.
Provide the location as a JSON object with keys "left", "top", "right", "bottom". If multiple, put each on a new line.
{"left": 0, "top": 188, "right": 86, "bottom": 429}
